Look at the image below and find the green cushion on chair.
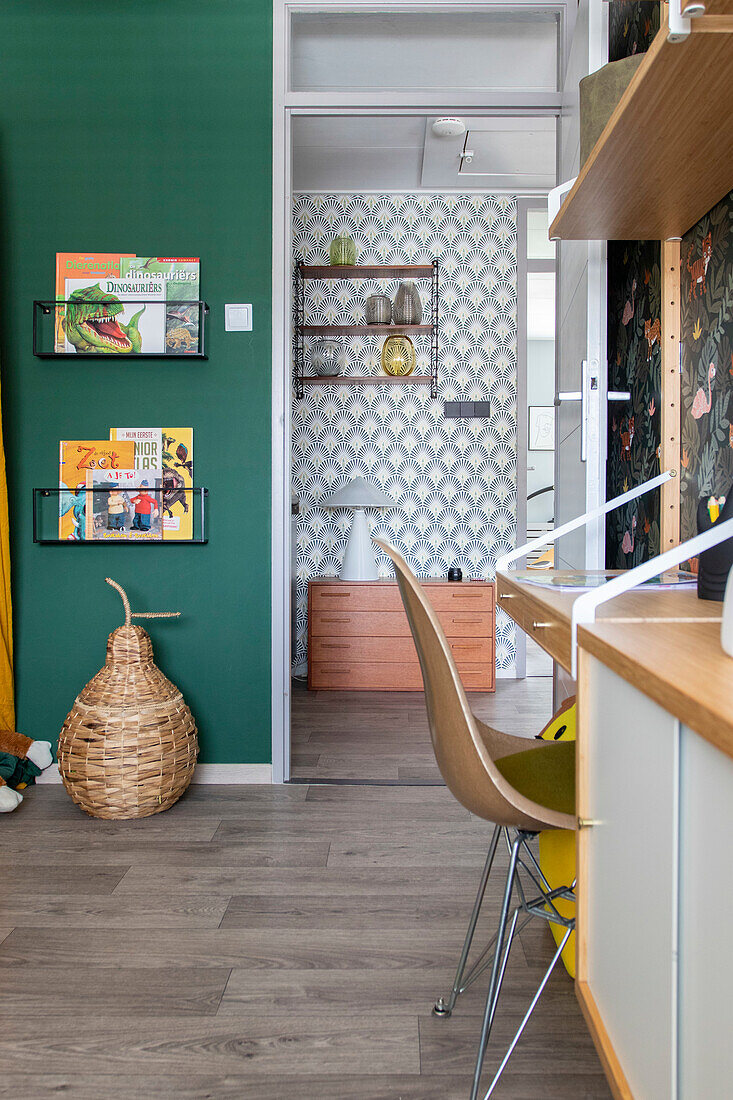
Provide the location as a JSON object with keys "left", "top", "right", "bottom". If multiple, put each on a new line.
{"left": 494, "top": 740, "right": 576, "bottom": 817}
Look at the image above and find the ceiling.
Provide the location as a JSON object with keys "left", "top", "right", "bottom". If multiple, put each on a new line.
{"left": 292, "top": 115, "right": 557, "bottom": 193}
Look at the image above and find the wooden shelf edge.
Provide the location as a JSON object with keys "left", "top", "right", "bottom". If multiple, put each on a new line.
{"left": 300, "top": 375, "right": 432, "bottom": 385}
{"left": 301, "top": 264, "right": 434, "bottom": 280}
{"left": 549, "top": 9, "right": 733, "bottom": 241}
{"left": 300, "top": 324, "right": 433, "bottom": 334}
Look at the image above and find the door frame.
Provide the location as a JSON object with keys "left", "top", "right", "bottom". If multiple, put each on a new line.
{"left": 271, "top": 0, "right": 575, "bottom": 781}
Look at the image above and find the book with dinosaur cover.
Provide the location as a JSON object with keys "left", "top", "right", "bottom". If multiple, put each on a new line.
{"left": 119, "top": 258, "right": 201, "bottom": 354}
{"left": 89, "top": 468, "right": 163, "bottom": 542}
{"left": 110, "top": 427, "right": 194, "bottom": 540}
{"left": 55, "top": 255, "right": 200, "bottom": 355}
{"left": 59, "top": 439, "right": 135, "bottom": 541}
{"left": 54, "top": 253, "right": 135, "bottom": 353}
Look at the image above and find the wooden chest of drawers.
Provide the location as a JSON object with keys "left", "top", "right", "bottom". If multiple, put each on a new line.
{"left": 307, "top": 580, "right": 495, "bottom": 692}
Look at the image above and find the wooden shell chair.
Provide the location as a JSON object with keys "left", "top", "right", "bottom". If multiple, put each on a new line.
{"left": 374, "top": 540, "right": 576, "bottom": 1100}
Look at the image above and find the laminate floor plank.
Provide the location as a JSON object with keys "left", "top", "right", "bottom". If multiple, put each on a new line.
{"left": 1, "top": 865, "right": 128, "bottom": 896}
{"left": 0, "top": 1016, "right": 419, "bottom": 1076}
{"left": 0, "top": 1072, "right": 475, "bottom": 1100}
{"left": 0, "top": 840, "right": 331, "bottom": 868}
{"left": 0, "top": 966, "right": 231, "bottom": 1017}
{"left": 0, "top": 926, "right": 470, "bottom": 971}
{"left": 0, "top": 895, "right": 229, "bottom": 929}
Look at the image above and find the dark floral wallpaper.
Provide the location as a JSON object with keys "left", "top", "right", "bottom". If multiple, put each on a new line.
{"left": 605, "top": 1, "right": 662, "bottom": 568}
{"left": 609, "top": 0, "right": 660, "bottom": 62}
{"left": 606, "top": 240, "right": 662, "bottom": 566}
{"left": 680, "top": 190, "right": 733, "bottom": 541}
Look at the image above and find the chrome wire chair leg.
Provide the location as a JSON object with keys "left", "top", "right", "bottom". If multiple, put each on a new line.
{"left": 469, "top": 830, "right": 523, "bottom": 1100}
{"left": 434, "top": 823, "right": 502, "bottom": 1018}
{"left": 482, "top": 924, "right": 574, "bottom": 1099}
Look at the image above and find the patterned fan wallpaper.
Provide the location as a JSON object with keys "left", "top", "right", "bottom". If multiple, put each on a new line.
{"left": 680, "top": 190, "right": 733, "bottom": 541}
{"left": 606, "top": 239, "right": 662, "bottom": 567}
{"left": 291, "top": 193, "right": 518, "bottom": 673}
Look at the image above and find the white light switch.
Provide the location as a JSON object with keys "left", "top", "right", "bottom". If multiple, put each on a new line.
{"left": 225, "top": 304, "right": 253, "bottom": 331}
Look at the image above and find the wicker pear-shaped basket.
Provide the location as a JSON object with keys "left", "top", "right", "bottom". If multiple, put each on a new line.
{"left": 58, "top": 578, "right": 198, "bottom": 819}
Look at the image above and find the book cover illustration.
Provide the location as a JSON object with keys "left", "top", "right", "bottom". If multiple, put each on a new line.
{"left": 110, "top": 428, "right": 194, "bottom": 540}
{"left": 109, "top": 428, "right": 163, "bottom": 474}
{"left": 54, "top": 253, "right": 134, "bottom": 353}
{"left": 119, "top": 258, "right": 200, "bottom": 354}
{"left": 89, "top": 468, "right": 163, "bottom": 541}
{"left": 162, "top": 428, "right": 194, "bottom": 540}
{"left": 59, "top": 440, "right": 135, "bottom": 541}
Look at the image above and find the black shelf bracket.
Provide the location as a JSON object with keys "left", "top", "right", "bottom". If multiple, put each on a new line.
{"left": 34, "top": 300, "right": 209, "bottom": 359}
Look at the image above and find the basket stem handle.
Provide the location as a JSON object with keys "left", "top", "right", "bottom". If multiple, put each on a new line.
{"left": 106, "top": 577, "right": 181, "bottom": 624}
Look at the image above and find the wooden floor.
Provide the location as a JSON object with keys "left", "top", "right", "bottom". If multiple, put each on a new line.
{"left": 291, "top": 676, "right": 554, "bottom": 782}
{"left": 1, "top": 680, "right": 611, "bottom": 1098}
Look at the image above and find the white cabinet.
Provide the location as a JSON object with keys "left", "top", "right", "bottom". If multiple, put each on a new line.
{"left": 580, "top": 652, "right": 733, "bottom": 1099}
{"left": 678, "top": 727, "right": 733, "bottom": 1099}
{"left": 581, "top": 655, "right": 679, "bottom": 1098}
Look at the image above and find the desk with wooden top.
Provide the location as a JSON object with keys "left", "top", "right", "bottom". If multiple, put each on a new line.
{"left": 497, "top": 571, "right": 731, "bottom": 1099}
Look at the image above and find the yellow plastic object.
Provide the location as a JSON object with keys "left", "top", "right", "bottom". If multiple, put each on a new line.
{"left": 381, "top": 335, "right": 416, "bottom": 377}
{"left": 537, "top": 696, "right": 576, "bottom": 977}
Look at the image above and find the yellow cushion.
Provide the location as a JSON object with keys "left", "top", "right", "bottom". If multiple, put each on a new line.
{"left": 538, "top": 697, "right": 577, "bottom": 977}
{"left": 494, "top": 740, "right": 575, "bottom": 817}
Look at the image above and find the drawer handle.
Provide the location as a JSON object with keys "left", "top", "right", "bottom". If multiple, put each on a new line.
{"left": 322, "top": 667, "right": 351, "bottom": 673}
{"left": 451, "top": 644, "right": 480, "bottom": 650}
{"left": 578, "top": 818, "right": 602, "bottom": 829}
{"left": 452, "top": 617, "right": 483, "bottom": 624}
{"left": 321, "top": 592, "right": 350, "bottom": 597}
{"left": 532, "top": 621, "right": 554, "bottom": 629}
{"left": 322, "top": 643, "right": 350, "bottom": 650}
{"left": 322, "top": 617, "right": 351, "bottom": 623}
{"left": 452, "top": 591, "right": 482, "bottom": 598}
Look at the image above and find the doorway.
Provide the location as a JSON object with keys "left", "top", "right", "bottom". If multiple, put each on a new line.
{"left": 272, "top": 2, "right": 573, "bottom": 783}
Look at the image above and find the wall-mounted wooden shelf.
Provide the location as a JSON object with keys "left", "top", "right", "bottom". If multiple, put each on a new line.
{"left": 301, "top": 375, "right": 432, "bottom": 386}
{"left": 550, "top": 9, "right": 733, "bottom": 241}
{"left": 294, "top": 259, "right": 439, "bottom": 398}
{"left": 299, "top": 324, "right": 433, "bottom": 336}
{"left": 301, "top": 264, "right": 434, "bottom": 280}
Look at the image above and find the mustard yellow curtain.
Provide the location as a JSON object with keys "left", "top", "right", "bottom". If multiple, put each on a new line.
{"left": 0, "top": 368, "right": 13, "bottom": 730}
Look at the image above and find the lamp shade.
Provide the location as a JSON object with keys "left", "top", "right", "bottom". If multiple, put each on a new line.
{"left": 322, "top": 476, "right": 394, "bottom": 510}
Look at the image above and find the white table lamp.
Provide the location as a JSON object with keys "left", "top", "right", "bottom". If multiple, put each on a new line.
{"left": 322, "top": 477, "right": 395, "bottom": 581}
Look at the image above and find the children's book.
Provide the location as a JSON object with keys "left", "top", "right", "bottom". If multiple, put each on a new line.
{"left": 89, "top": 468, "right": 163, "bottom": 542}
{"left": 55, "top": 253, "right": 135, "bottom": 353}
{"left": 162, "top": 428, "right": 194, "bottom": 540}
{"left": 59, "top": 440, "right": 135, "bottom": 541}
{"left": 119, "top": 258, "right": 201, "bottom": 354}
{"left": 110, "top": 428, "right": 194, "bottom": 540}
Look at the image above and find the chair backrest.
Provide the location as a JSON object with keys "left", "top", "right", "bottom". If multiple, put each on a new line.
{"left": 374, "top": 539, "right": 574, "bottom": 831}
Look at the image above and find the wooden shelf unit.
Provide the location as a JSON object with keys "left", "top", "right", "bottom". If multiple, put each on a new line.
{"left": 294, "top": 260, "right": 439, "bottom": 398}
{"left": 301, "top": 374, "right": 432, "bottom": 386}
{"left": 549, "top": 7, "right": 733, "bottom": 241}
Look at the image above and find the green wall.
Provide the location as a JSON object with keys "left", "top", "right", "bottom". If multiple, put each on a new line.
{"left": 0, "top": 2, "right": 273, "bottom": 763}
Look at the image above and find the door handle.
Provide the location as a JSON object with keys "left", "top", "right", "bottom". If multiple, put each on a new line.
{"left": 556, "top": 360, "right": 589, "bottom": 462}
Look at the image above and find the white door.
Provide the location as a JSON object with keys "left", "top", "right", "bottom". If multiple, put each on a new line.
{"left": 555, "top": 0, "right": 607, "bottom": 570}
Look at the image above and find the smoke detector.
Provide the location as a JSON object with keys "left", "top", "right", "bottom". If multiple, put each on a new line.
{"left": 431, "top": 117, "right": 466, "bottom": 138}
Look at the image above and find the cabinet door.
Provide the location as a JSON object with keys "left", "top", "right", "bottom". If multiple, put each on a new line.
{"left": 580, "top": 655, "right": 679, "bottom": 1098}
{"left": 678, "top": 727, "right": 733, "bottom": 1098}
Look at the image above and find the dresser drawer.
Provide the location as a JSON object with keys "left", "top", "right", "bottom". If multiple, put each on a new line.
{"left": 311, "top": 634, "right": 493, "bottom": 665}
{"left": 310, "top": 610, "right": 493, "bottom": 639}
{"left": 310, "top": 582, "right": 494, "bottom": 615}
{"left": 309, "top": 659, "right": 494, "bottom": 692}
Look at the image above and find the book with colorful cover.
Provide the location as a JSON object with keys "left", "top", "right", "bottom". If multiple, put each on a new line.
{"left": 59, "top": 440, "right": 135, "bottom": 541}
{"left": 119, "top": 258, "right": 201, "bottom": 354}
{"left": 89, "top": 468, "right": 163, "bottom": 541}
{"left": 110, "top": 427, "right": 194, "bottom": 540}
{"left": 54, "top": 253, "right": 135, "bottom": 353}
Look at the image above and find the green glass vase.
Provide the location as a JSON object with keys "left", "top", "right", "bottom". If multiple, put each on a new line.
{"left": 329, "top": 234, "right": 357, "bottom": 266}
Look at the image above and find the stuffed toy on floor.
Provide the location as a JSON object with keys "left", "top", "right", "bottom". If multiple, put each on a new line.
{"left": 0, "top": 731, "right": 53, "bottom": 812}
